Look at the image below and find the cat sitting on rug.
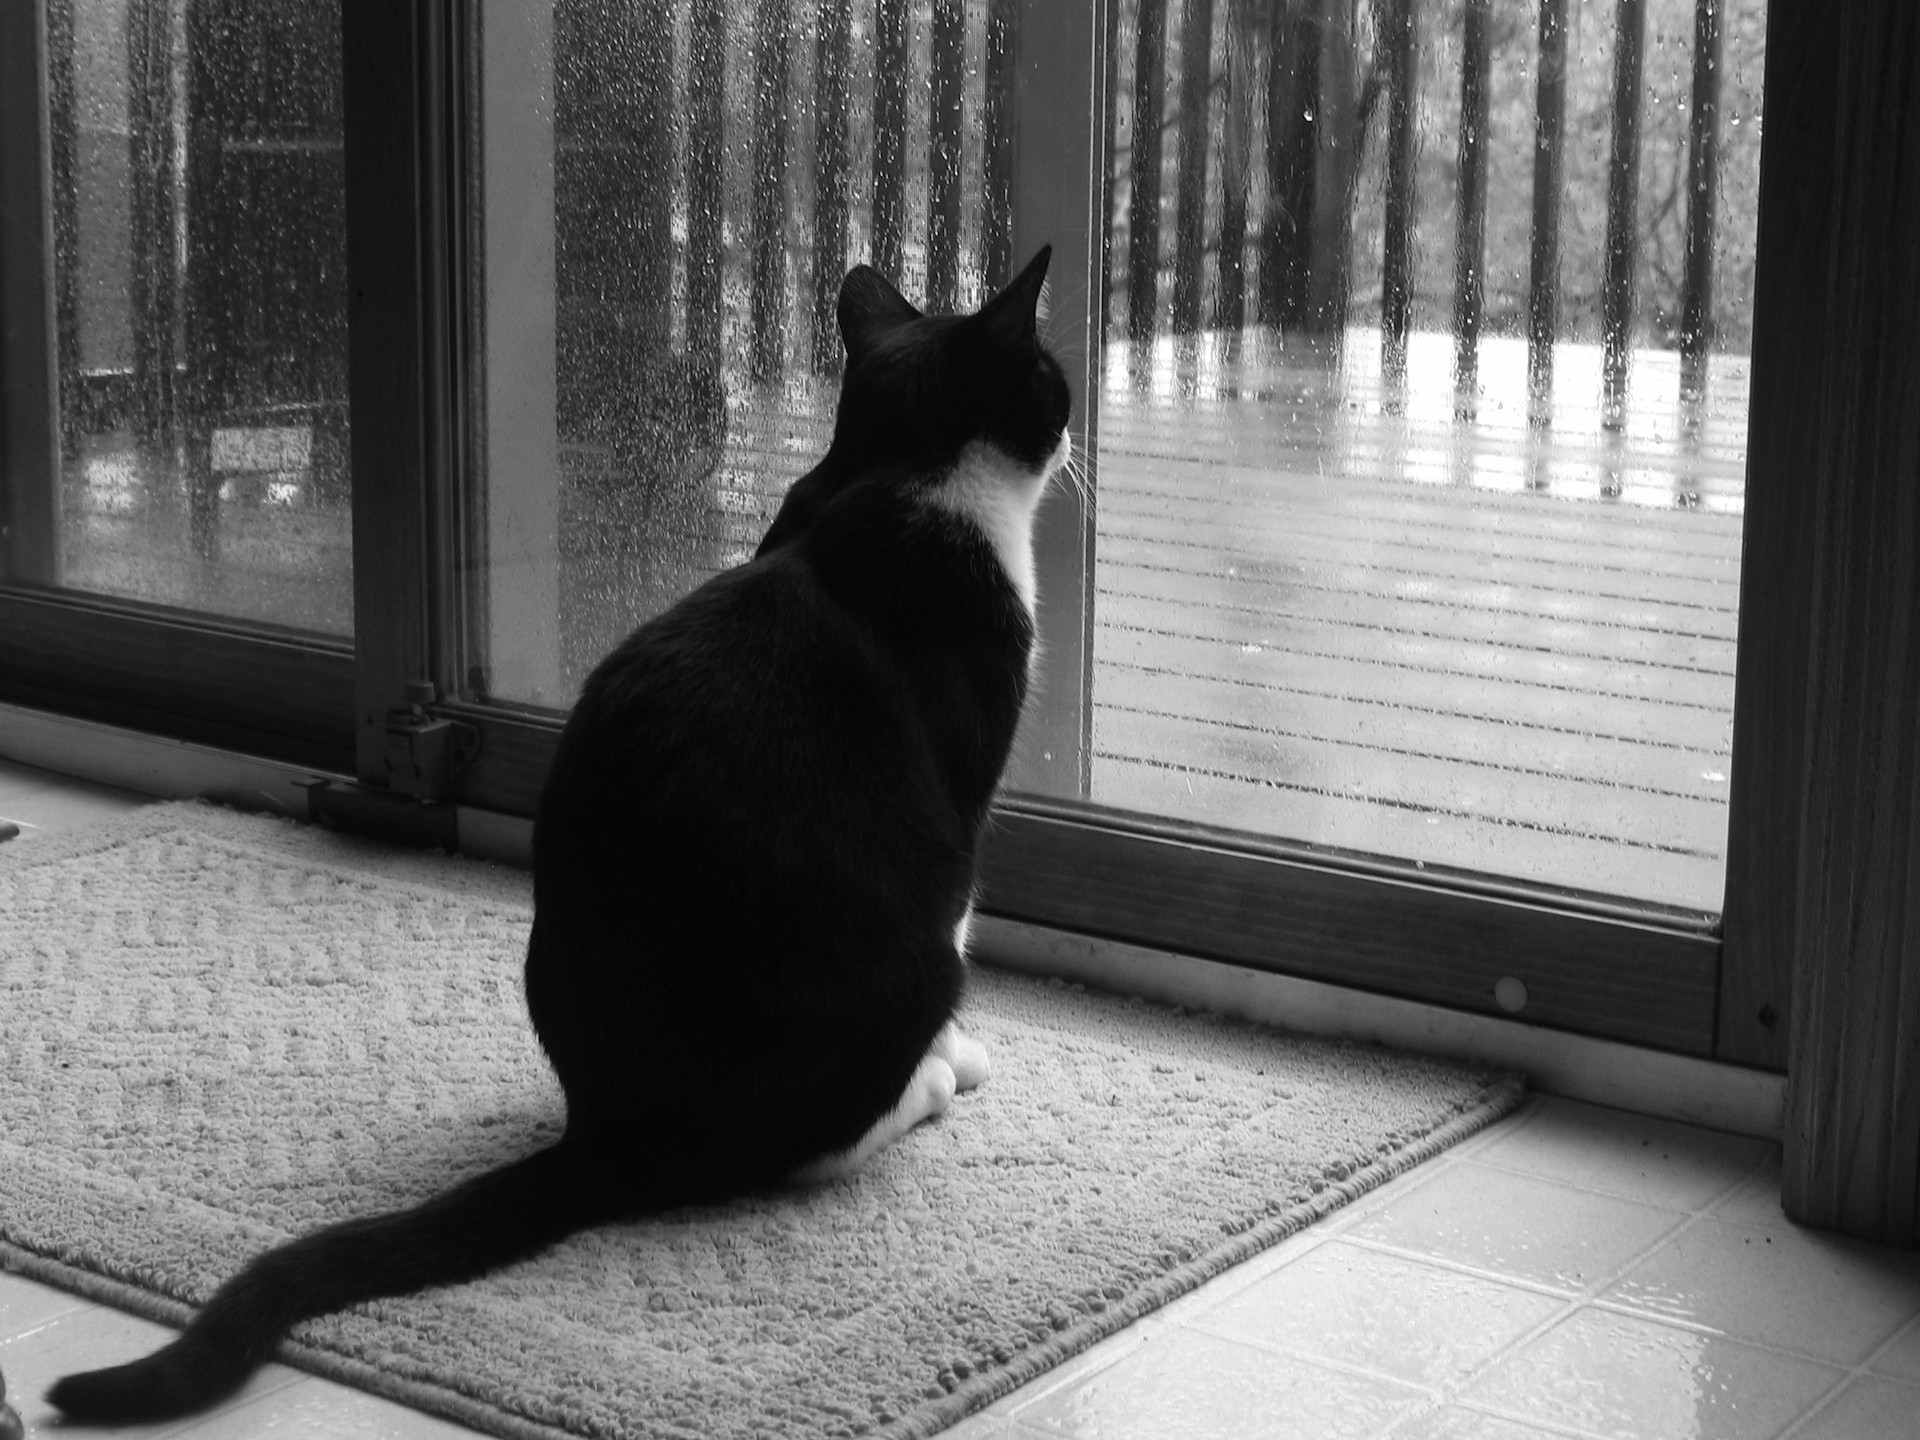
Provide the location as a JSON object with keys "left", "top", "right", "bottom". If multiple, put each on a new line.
{"left": 49, "top": 247, "right": 1072, "bottom": 1424}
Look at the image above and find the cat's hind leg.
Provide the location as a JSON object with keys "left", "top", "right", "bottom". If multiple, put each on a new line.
{"left": 789, "top": 1051, "right": 957, "bottom": 1184}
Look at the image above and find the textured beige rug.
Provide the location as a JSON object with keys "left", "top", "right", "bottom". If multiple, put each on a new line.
{"left": 0, "top": 803, "right": 1523, "bottom": 1439}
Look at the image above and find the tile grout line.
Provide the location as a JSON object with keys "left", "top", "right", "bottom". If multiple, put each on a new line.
{"left": 985, "top": 1116, "right": 1530, "bottom": 1423}
{"left": 1341, "top": 1154, "right": 1796, "bottom": 1439}
{"left": 151, "top": 1373, "right": 320, "bottom": 1440}
{"left": 1386, "top": 1394, "right": 1618, "bottom": 1440}
{"left": 1771, "top": 1309, "right": 1920, "bottom": 1440}
{"left": 1146, "top": 1108, "right": 1539, "bottom": 1327}
{"left": 1162, "top": 1320, "right": 1439, "bottom": 1405}
{"left": 1150, "top": 1104, "right": 1747, "bottom": 1440}
{"left": 0, "top": 1307, "right": 95, "bottom": 1348}
{"left": 1858, "top": 1306, "right": 1920, "bottom": 1376}
{"left": 1332, "top": 1123, "right": 1780, "bottom": 1295}
{"left": 1127, "top": 1101, "right": 1652, "bottom": 1439}
{"left": 1461, "top": 1124, "right": 1779, "bottom": 1213}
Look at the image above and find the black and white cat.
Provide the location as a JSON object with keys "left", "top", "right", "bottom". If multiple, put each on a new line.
{"left": 49, "top": 247, "right": 1072, "bottom": 1423}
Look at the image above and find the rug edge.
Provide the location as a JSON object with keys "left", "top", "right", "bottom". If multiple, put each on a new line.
{"left": 877, "top": 1071, "right": 1530, "bottom": 1440}
{"left": 8, "top": 808, "right": 1531, "bottom": 1440}
{"left": 0, "top": 799, "right": 533, "bottom": 910}
{"left": 0, "top": 1243, "right": 579, "bottom": 1440}
{"left": 6, "top": 1073, "right": 1526, "bottom": 1440}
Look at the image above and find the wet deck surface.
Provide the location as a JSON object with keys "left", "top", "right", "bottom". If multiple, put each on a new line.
{"left": 54, "top": 333, "right": 1747, "bottom": 913}
{"left": 1085, "top": 332, "right": 1746, "bottom": 914}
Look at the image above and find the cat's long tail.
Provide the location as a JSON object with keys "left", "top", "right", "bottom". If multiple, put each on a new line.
{"left": 46, "top": 1139, "right": 621, "bottom": 1425}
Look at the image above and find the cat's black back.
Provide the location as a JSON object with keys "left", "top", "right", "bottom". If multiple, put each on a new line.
{"left": 49, "top": 247, "right": 1071, "bottom": 1424}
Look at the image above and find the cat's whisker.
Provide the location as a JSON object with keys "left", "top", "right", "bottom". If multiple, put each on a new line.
{"left": 1036, "top": 279, "right": 1091, "bottom": 348}
{"left": 1051, "top": 448, "right": 1094, "bottom": 508}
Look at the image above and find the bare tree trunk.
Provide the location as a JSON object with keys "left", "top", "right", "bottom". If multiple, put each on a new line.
{"left": 750, "top": 0, "right": 793, "bottom": 382}
{"left": 812, "top": 0, "right": 852, "bottom": 371}
{"left": 1302, "top": 0, "right": 1362, "bottom": 336}
{"left": 1214, "top": 0, "right": 1261, "bottom": 333}
{"left": 1259, "top": 2, "right": 1314, "bottom": 328}
{"left": 870, "top": 0, "right": 909, "bottom": 282}
{"left": 686, "top": 0, "right": 725, "bottom": 373}
{"left": 1171, "top": 0, "right": 1215, "bottom": 335}
{"left": 928, "top": 0, "right": 965, "bottom": 311}
{"left": 1128, "top": 0, "right": 1169, "bottom": 338}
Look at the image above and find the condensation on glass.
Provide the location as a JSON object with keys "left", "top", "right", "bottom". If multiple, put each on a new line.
{"left": 474, "top": 0, "right": 1018, "bottom": 708}
{"left": 24, "top": 0, "right": 351, "bottom": 633}
{"left": 1093, "top": 0, "right": 1764, "bottom": 914}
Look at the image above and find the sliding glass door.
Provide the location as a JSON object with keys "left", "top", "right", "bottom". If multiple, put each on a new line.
{"left": 470, "top": 0, "right": 1028, "bottom": 711}
{"left": 445, "top": 0, "right": 1101, "bottom": 806}
{"left": 0, "top": 0, "right": 354, "bottom": 767}
{"left": 1, "top": 0, "right": 1818, "bottom": 1067}
{"left": 13, "top": 0, "right": 351, "bottom": 630}
{"left": 1090, "top": 0, "right": 1760, "bottom": 919}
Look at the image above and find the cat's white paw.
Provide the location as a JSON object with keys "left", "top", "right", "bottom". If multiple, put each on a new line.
{"left": 932, "top": 1022, "right": 990, "bottom": 1092}
{"left": 916, "top": 1053, "right": 959, "bottom": 1116}
{"left": 788, "top": 1052, "right": 957, "bottom": 1185}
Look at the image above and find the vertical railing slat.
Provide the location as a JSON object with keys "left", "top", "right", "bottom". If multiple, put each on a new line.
{"left": 47, "top": 0, "right": 80, "bottom": 452}
{"left": 1213, "top": 0, "right": 1256, "bottom": 335}
{"left": 1099, "top": 0, "right": 1121, "bottom": 327}
{"left": 1452, "top": 0, "right": 1491, "bottom": 414}
{"left": 1260, "top": 9, "right": 1317, "bottom": 329}
{"left": 181, "top": 0, "right": 225, "bottom": 556}
{"left": 1171, "top": 0, "right": 1213, "bottom": 335}
{"left": 1601, "top": 0, "right": 1646, "bottom": 426}
{"left": 981, "top": 0, "right": 1017, "bottom": 291}
{"left": 812, "top": 0, "right": 852, "bottom": 370}
{"left": 749, "top": 0, "right": 791, "bottom": 381}
{"left": 1526, "top": 0, "right": 1568, "bottom": 424}
{"left": 1380, "top": 0, "right": 1416, "bottom": 390}
{"left": 1681, "top": 0, "right": 1723, "bottom": 394}
{"left": 1127, "top": 0, "right": 1167, "bottom": 339}
{"left": 870, "top": 0, "right": 909, "bottom": 281}
{"left": 928, "top": 0, "right": 965, "bottom": 311}
{"left": 127, "top": 0, "right": 177, "bottom": 445}
{"left": 686, "top": 0, "right": 725, "bottom": 372}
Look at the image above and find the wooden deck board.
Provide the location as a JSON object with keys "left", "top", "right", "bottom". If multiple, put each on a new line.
{"left": 1097, "top": 608, "right": 1738, "bottom": 715}
{"left": 1099, "top": 622, "right": 1732, "bottom": 740}
{"left": 1101, "top": 572, "right": 1738, "bottom": 673}
{"left": 1092, "top": 756, "right": 1727, "bottom": 915}
{"left": 1096, "top": 705, "right": 1721, "bottom": 852}
{"left": 1096, "top": 663, "right": 1730, "bottom": 794}
{"left": 1103, "top": 518, "right": 1740, "bottom": 609}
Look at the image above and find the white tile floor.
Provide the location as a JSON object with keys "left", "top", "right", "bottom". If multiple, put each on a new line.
{"left": 4, "top": 757, "right": 1918, "bottom": 1440}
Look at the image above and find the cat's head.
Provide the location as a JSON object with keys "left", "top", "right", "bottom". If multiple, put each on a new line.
{"left": 827, "top": 247, "right": 1072, "bottom": 481}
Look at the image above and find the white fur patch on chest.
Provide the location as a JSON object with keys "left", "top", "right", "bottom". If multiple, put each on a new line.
{"left": 925, "top": 435, "right": 1069, "bottom": 620}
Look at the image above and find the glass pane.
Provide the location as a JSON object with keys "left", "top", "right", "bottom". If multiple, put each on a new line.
{"left": 1094, "top": 0, "right": 1763, "bottom": 915}
{"left": 19, "top": 0, "right": 351, "bottom": 633}
{"left": 473, "top": 0, "right": 1014, "bottom": 709}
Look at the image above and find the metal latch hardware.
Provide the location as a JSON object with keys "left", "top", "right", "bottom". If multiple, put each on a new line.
{"left": 384, "top": 681, "right": 480, "bottom": 801}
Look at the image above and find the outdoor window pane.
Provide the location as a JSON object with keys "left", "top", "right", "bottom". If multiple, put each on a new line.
{"left": 14, "top": 0, "right": 351, "bottom": 634}
{"left": 473, "top": 0, "right": 1014, "bottom": 709}
{"left": 1093, "top": 0, "right": 1763, "bottom": 914}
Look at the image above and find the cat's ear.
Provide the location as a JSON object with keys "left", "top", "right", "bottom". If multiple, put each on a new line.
{"left": 838, "top": 266, "right": 922, "bottom": 361}
{"left": 980, "top": 245, "right": 1052, "bottom": 343}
